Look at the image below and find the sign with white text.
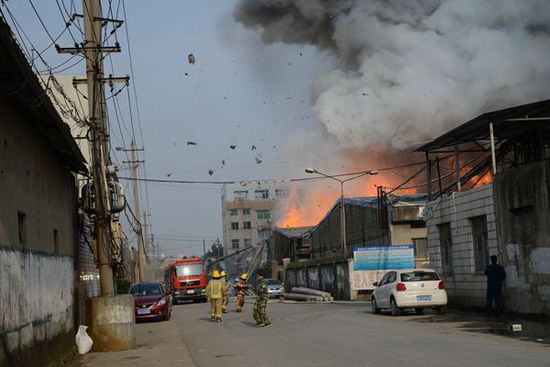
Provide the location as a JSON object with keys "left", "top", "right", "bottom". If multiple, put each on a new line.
{"left": 353, "top": 245, "right": 414, "bottom": 271}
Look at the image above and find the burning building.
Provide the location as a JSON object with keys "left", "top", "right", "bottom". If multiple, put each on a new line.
{"left": 420, "top": 99, "right": 550, "bottom": 316}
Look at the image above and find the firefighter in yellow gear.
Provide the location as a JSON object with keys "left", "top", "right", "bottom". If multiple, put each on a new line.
{"left": 205, "top": 270, "right": 226, "bottom": 322}
{"left": 220, "top": 271, "right": 230, "bottom": 313}
{"left": 235, "top": 273, "right": 251, "bottom": 312}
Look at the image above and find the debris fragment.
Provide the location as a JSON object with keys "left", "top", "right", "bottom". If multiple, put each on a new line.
{"left": 185, "top": 72, "right": 189, "bottom": 76}
{"left": 208, "top": 169, "right": 214, "bottom": 176}
{"left": 230, "top": 145, "right": 237, "bottom": 150}
{"left": 187, "top": 141, "right": 197, "bottom": 146}
{"left": 251, "top": 145, "right": 256, "bottom": 151}
{"left": 167, "top": 172, "right": 172, "bottom": 177}
{"left": 221, "top": 160, "right": 225, "bottom": 167}
{"left": 188, "top": 53, "right": 196, "bottom": 64}
{"left": 255, "top": 157, "right": 262, "bottom": 164}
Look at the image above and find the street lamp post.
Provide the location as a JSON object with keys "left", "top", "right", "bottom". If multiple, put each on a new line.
{"left": 305, "top": 168, "right": 378, "bottom": 257}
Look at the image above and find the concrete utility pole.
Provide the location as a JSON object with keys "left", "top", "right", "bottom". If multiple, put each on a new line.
{"left": 82, "top": 0, "right": 113, "bottom": 295}
{"left": 58, "top": 0, "right": 135, "bottom": 351}
{"left": 130, "top": 140, "right": 145, "bottom": 282}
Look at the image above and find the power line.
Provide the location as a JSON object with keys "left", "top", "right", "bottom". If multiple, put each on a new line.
{"left": 117, "top": 160, "right": 428, "bottom": 186}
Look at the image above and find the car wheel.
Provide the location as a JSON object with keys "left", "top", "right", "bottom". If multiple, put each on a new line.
{"left": 371, "top": 297, "right": 381, "bottom": 314}
{"left": 390, "top": 297, "right": 401, "bottom": 316}
{"left": 436, "top": 306, "right": 446, "bottom": 315}
{"left": 415, "top": 308, "right": 424, "bottom": 315}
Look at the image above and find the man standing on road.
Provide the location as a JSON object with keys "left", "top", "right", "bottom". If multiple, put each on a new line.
{"left": 205, "top": 270, "right": 226, "bottom": 322}
{"left": 485, "top": 255, "right": 506, "bottom": 316}
{"left": 253, "top": 269, "right": 271, "bottom": 327}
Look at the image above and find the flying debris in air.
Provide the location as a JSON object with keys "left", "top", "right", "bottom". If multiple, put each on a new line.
{"left": 251, "top": 145, "right": 256, "bottom": 151}
{"left": 187, "top": 141, "right": 197, "bottom": 146}
{"left": 188, "top": 53, "right": 196, "bottom": 64}
{"left": 221, "top": 160, "right": 225, "bottom": 167}
{"left": 167, "top": 173, "right": 172, "bottom": 177}
{"left": 230, "top": 145, "right": 237, "bottom": 150}
{"left": 255, "top": 157, "right": 262, "bottom": 164}
{"left": 208, "top": 169, "right": 214, "bottom": 176}
{"left": 185, "top": 72, "right": 189, "bottom": 76}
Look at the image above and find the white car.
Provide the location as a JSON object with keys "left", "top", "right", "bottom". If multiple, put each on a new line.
{"left": 371, "top": 269, "right": 447, "bottom": 316}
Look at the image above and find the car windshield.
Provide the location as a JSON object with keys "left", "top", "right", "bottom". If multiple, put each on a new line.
{"left": 175, "top": 264, "right": 202, "bottom": 277}
{"left": 130, "top": 283, "right": 163, "bottom": 296}
{"left": 265, "top": 279, "right": 282, "bottom": 286}
{"left": 400, "top": 271, "right": 440, "bottom": 282}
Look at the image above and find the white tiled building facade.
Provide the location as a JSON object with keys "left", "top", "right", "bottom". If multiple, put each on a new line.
{"left": 221, "top": 183, "right": 289, "bottom": 256}
{"left": 424, "top": 184, "right": 497, "bottom": 308}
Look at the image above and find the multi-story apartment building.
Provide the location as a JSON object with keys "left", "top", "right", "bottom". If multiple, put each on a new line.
{"left": 221, "top": 182, "right": 289, "bottom": 256}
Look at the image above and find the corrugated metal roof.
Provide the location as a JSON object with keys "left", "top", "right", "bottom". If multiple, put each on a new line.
{"left": 417, "top": 99, "right": 550, "bottom": 152}
{"left": 273, "top": 226, "right": 313, "bottom": 239}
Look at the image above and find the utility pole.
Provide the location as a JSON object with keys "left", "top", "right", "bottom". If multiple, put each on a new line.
{"left": 203, "top": 238, "right": 206, "bottom": 258}
{"left": 57, "top": 0, "right": 135, "bottom": 351}
{"left": 82, "top": 0, "right": 113, "bottom": 295}
{"left": 130, "top": 140, "right": 145, "bottom": 282}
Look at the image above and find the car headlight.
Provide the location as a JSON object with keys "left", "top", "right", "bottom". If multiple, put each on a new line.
{"left": 155, "top": 299, "right": 166, "bottom": 307}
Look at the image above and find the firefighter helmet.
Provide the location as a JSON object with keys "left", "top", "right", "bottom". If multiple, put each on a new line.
{"left": 212, "top": 270, "right": 221, "bottom": 278}
{"left": 221, "top": 270, "right": 227, "bottom": 277}
{"left": 240, "top": 273, "right": 248, "bottom": 280}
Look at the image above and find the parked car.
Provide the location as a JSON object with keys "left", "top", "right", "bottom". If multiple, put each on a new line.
{"left": 130, "top": 282, "right": 172, "bottom": 321}
{"left": 371, "top": 269, "right": 447, "bottom": 316}
{"left": 265, "top": 278, "right": 285, "bottom": 298}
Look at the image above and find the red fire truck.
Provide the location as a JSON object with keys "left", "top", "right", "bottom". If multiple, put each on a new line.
{"left": 165, "top": 256, "right": 208, "bottom": 304}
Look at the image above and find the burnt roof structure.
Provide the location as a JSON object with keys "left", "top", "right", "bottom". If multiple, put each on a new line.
{"left": 418, "top": 99, "right": 550, "bottom": 152}
{"left": 417, "top": 99, "right": 550, "bottom": 198}
{"left": 0, "top": 17, "right": 87, "bottom": 173}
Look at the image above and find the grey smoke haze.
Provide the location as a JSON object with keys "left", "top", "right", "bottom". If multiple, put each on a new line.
{"left": 235, "top": 0, "right": 550, "bottom": 149}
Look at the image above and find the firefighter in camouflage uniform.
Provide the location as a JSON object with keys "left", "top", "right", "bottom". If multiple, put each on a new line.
{"left": 253, "top": 269, "right": 271, "bottom": 327}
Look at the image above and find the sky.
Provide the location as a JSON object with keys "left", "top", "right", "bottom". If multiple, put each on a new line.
{"left": 5, "top": 0, "right": 338, "bottom": 256}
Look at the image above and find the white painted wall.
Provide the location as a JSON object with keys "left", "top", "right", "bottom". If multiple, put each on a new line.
{"left": 0, "top": 248, "right": 74, "bottom": 355}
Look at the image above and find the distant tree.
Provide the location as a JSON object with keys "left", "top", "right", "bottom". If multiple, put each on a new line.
{"left": 203, "top": 238, "right": 223, "bottom": 260}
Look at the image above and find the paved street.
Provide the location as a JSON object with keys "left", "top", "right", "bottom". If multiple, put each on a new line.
{"left": 174, "top": 300, "right": 549, "bottom": 367}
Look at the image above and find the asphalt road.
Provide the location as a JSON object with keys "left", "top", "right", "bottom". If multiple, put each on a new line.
{"left": 172, "top": 299, "right": 550, "bottom": 367}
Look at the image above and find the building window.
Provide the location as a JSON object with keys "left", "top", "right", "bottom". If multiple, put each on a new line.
{"left": 275, "top": 189, "right": 289, "bottom": 198}
{"left": 255, "top": 190, "right": 269, "bottom": 200}
{"left": 243, "top": 221, "right": 251, "bottom": 229}
{"left": 231, "top": 222, "right": 239, "bottom": 230}
{"left": 257, "top": 210, "right": 271, "bottom": 220}
{"left": 471, "top": 215, "right": 489, "bottom": 272}
{"left": 244, "top": 239, "right": 252, "bottom": 247}
{"left": 413, "top": 237, "right": 428, "bottom": 259}
{"left": 53, "top": 229, "right": 59, "bottom": 254}
{"left": 243, "top": 208, "right": 251, "bottom": 215}
{"left": 438, "top": 223, "right": 453, "bottom": 276}
{"left": 234, "top": 190, "right": 248, "bottom": 200}
{"left": 230, "top": 209, "right": 238, "bottom": 216}
{"left": 17, "top": 211, "right": 27, "bottom": 245}
{"left": 231, "top": 239, "right": 240, "bottom": 249}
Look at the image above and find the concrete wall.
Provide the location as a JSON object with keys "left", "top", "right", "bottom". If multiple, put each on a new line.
{"left": 285, "top": 259, "right": 351, "bottom": 300}
{"left": 0, "top": 97, "right": 78, "bottom": 365}
{"left": 494, "top": 160, "right": 550, "bottom": 316}
{"left": 0, "top": 247, "right": 74, "bottom": 366}
{"left": 424, "top": 185, "right": 497, "bottom": 309}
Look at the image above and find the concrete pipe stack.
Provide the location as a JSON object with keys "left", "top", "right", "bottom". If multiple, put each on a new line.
{"left": 284, "top": 287, "right": 334, "bottom": 302}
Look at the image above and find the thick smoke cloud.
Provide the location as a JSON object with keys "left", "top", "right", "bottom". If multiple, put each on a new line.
{"left": 235, "top": 0, "right": 550, "bottom": 149}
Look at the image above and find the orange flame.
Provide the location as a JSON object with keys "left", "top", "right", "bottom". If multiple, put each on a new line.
{"left": 471, "top": 171, "right": 493, "bottom": 189}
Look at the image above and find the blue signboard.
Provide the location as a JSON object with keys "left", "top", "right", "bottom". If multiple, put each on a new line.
{"left": 353, "top": 245, "right": 414, "bottom": 271}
